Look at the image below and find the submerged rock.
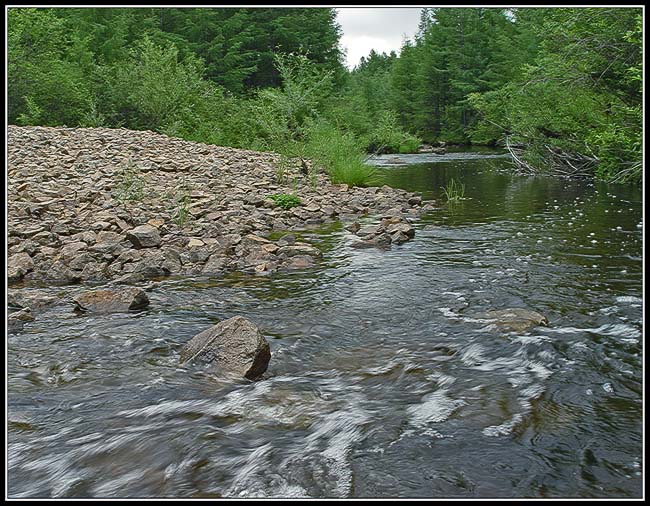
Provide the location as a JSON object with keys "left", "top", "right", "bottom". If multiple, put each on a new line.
{"left": 73, "top": 287, "right": 150, "bottom": 312}
{"left": 483, "top": 308, "right": 549, "bottom": 332}
{"left": 8, "top": 308, "right": 35, "bottom": 333}
{"left": 179, "top": 316, "right": 270, "bottom": 380}
{"left": 8, "top": 289, "right": 59, "bottom": 311}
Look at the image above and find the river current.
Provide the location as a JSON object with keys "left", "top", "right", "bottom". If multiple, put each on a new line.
{"left": 7, "top": 150, "right": 643, "bottom": 498}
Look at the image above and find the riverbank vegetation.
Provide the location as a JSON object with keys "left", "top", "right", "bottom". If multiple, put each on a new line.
{"left": 8, "top": 7, "right": 642, "bottom": 184}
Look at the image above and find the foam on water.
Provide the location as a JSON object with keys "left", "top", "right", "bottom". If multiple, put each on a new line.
{"left": 615, "top": 296, "right": 642, "bottom": 304}
{"left": 407, "top": 389, "right": 466, "bottom": 427}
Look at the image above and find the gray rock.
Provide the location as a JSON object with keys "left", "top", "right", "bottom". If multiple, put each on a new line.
{"left": 390, "top": 231, "right": 411, "bottom": 245}
{"left": 372, "top": 233, "right": 392, "bottom": 248}
{"left": 356, "top": 224, "right": 384, "bottom": 238}
{"left": 73, "top": 287, "right": 149, "bottom": 312}
{"left": 60, "top": 241, "right": 88, "bottom": 262}
{"left": 345, "top": 222, "right": 361, "bottom": 233}
{"left": 179, "top": 316, "right": 270, "bottom": 380}
{"left": 45, "top": 261, "right": 83, "bottom": 285}
{"left": 350, "top": 240, "right": 376, "bottom": 249}
{"left": 67, "top": 252, "right": 96, "bottom": 271}
{"left": 202, "top": 254, "right": 229, "bottom": 274}
{"left": 180, "top": 247, "right": 211, "bottom": 265}
{"left": 80, "top": 261, "right": 109, "bottom": 281}
{"left": 126, "top": 225, "right": 161, "bottom": 248}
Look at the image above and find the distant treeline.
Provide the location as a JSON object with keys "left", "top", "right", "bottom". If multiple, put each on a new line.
{"left": 8, "top": 7, "right": 642, "bottom": 183}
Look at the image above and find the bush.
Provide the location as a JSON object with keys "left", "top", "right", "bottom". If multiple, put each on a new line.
{"left": 362, "top": 110, "right": 421, "bottom": 154}
{"left": 106, "top": 37, "right": 224, "bottom": 136}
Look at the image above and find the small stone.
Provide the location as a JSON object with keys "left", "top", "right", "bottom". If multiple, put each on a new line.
{"left": 350, "top": 240, "right": 376, "bottom": 249}
{"left": 282, "top": 255, "right": 316, "bottom": 270}
{"left": 262, "top": 243, "right": 279, "bottom": 254}
{"left": 277, "top": 244, "right": 322, "bottom": 259}
{"left": 8, "top": 290, "right": 58, "bottom": 311}
{"left": 372, "top": 233, "right": 392, "bottom": 248}
{"left": 187, "top": 238, "right": 205, "bottom": 248}
{"left": 147, "top": 218, "right": 165, "bottom": 228}
{"left": 59, "top": 241, "right": 88, "bottom": 262}
{"left": 202, "top": 255, "right": 228, "bottom": 274}
{"left": 386, "top": 222, "right": 415, "bottom": 238}
{"left": 91, "top": 221, "right": 112, "bottom": 231}
{"left": 345, "top": 222, "right": 361, "bottom": 233}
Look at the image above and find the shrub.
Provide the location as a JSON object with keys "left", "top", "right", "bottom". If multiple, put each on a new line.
{"left": 363, "top": 110, "right": 421, "bottom": 154}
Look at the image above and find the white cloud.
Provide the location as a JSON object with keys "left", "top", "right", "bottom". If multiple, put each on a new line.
{"left": 336, "top": 7, "right": 422, "bottom": 68}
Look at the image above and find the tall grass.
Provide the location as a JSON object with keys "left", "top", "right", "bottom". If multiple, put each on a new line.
{"left": 441, "top": 178, "right": 466, "bottom": 201}
{"left": 303, "top": 120, "right": 375, "bottom": 187}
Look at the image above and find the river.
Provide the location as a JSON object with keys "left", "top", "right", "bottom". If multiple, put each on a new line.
{"left": 7, "top": 149, "right": 643, "bottom": 498}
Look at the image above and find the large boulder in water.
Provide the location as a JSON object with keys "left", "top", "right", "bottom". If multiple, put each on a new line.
{"left": 483, "top": 308, "right": 549, "bottom": 332}
{"left": 179, "top": 316, "right": 271, "bottom": 380}
{"left": 73, "top": 287, "right": 149, "bottom": 312}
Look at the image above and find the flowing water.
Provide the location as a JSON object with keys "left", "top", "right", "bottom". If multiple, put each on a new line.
{"left": 7, "top": 149, "right": 644, "bottom": 498}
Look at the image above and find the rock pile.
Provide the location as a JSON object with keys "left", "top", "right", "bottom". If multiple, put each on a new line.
{"left": 8, "top": 126, "right": 434, "bottom": 286}
{"left": 348, "top": 209, "right": 417, "bottom": 249}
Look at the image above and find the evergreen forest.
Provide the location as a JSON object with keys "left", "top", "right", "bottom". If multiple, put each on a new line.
{"left": 8, "top": 7, "right": 643, "bottom": 184}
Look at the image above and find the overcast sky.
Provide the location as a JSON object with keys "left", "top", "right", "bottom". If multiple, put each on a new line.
{"left": 336, "top": 7, "right": 423, "bottom": 68}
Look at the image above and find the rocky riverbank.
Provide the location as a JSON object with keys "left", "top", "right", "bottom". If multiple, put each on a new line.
{"left": 8, "top": 125, "right": 435, "bottom": 288}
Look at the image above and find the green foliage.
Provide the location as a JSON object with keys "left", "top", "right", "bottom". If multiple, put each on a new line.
{"left": 268, "top": 193, "right": 302, "bottom": 209}
{"left": 468, "top": 7, "right": 642, "bottom": 183}
{"left": 441, "top": 178, "right": 466, "bottom": 201}
{"left": 9, "top": 8, "right": 95, "bottom": 126}
{"left": 108, "top": 37, "right": 223, "bottom": 134}
{"left": 363, "top": 110, "right": 421, "bottom": 154}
